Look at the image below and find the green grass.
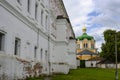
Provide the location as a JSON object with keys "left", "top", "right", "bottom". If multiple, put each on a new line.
{"left": 51, "top": 68, "right": 118, "bottom": 80}
{"left": 26, "top": 68, "right": 120, "bottom": 80}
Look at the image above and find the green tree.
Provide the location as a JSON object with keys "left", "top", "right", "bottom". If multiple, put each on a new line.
{"left": 100, "top": 30, "right": 120, "bottom": 62}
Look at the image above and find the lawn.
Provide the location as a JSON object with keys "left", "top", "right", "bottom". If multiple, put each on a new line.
{"left": 51, "top": 68, "right": 118, "bottom": 80}
{"left": 27, "top": 68, "right": 119, "bottom": 80}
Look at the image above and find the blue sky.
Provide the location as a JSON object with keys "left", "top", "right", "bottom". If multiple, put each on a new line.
{"left": 63, "top": 0, "right": 120, "bottom": 51}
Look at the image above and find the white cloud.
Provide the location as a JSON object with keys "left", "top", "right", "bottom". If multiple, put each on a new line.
{"left": 92, "top": 0, "right": 120, "bottom": 29}
{"left": 88, "top": 27, "right": 108, "bottom": 51}
{"left": 63, "top": 0, "right": 94, "bottom": 26}
{"left": 63, "top": 0, "right": 120, "bottom": 51}
{"left": 73, "top": 26, "right": 82, "bottom": 37}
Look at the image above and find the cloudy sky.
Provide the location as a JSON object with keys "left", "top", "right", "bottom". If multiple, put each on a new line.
{"left": 63, "top": 0, "right": 120, "bottom": 51}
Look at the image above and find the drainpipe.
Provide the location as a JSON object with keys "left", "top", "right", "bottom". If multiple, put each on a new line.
{"left": 48, "top": 1, "right": 51, "bottom": 75}
{"left": 48, "top": 31, "right": 50, "bottom": 75}
{"left": 35, "top": 28, "right": 39, "bottom": 61}
{"left": 37, "top": 29, "right": 39, "bottom": 49}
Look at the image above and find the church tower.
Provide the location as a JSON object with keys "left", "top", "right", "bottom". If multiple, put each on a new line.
{"left": 76, "top": 26, "right": 97, "bottom": 60}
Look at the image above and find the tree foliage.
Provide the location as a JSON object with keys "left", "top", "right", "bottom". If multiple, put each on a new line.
{"left": 100, "top": 30, "right": 120, "bottom": 62}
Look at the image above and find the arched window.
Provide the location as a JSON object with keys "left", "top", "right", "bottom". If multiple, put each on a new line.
{"left": 84, "top": 43, "right": 88, "bottom": 48}
{"left": 86, "top": 43, "right": 88, "bottom": 48}
{"left": 84, "top": 43, "right": 86, "bottom": 48}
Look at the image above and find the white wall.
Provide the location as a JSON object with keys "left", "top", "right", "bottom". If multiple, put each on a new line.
{"left": 0, "top": 0, "right": 50, "bottom": 78}
{"left": 0, "top": 54, "right": 42, "bottom": 80}
{"left": 67, "top": 40, "right": 77, "bottom": 69}
{"left": 86, "top": 60, "right": 100, "bottom": 67}
{"left": 50, "top": 19, "right": 69, "bottom": 74}
{"left": 77, "top": 60, "right": 80, "bottom": 67}
{"left": 0, "top": 0, "right": 77, "bottom": 79}
{"left": 97, "top": 63, "right": 120, "bottom": 68}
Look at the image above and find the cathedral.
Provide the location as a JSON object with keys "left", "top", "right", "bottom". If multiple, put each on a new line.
{"left": 76, "top": 26, "right": 98, "bottom": 60}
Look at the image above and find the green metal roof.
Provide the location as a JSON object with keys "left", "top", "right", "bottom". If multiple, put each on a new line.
{"left": 77, "top": 33, "right": 94, "bottom": 40}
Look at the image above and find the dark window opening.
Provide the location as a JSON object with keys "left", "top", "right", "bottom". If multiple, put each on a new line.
{"left": 35, "top": 3, "right": 38, "bottom": 20}
{"left": 28, "top": 0, "right": 30, "bottom": 13}
{"left": 34, "top": 46, "right": 37, "bottom": 58}
{"left": 84, "top": 43, "right": 86, "bottom": 48}
{"left": 91, "top": 44, "right": 94, "bottom": 49}
{"left": 40, "top": 48, "right": 43, "bottom": 60}
{"left": 14, "top": 38, "right": 21, "bottom": 55}
{"left": 41, "top": 10, "right": 43, "bottom": 26}
{"left": 0, "top": 33, "right": 5, "bottom": 51}
{"left": 45, "top": 15, "right": 48, "bottom": 29}
{"left": 86, "top": 43, "right": 88, "bottom": 48}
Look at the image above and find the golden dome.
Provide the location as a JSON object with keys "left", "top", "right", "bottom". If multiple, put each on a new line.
{"left": 82, "top": 25, "right": 87, "bottom": 33}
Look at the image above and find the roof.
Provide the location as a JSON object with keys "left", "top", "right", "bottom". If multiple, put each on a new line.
{"left": 96, "top": 59, "right": 115, "bottom": 64}
{"left": 77, "top": 50, "right": 97, "bottom": 55}
{"left": 77, "top": 33, "right": 94, "bottom": 40}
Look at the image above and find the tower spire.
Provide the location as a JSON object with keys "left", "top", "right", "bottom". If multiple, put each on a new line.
{"left": 82, "top": 24, "right": 87, "bottom": 33}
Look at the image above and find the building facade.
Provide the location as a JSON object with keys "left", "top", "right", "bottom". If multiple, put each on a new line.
{"left": 0, "top": 0, "right": 77, "bottom": 79}
{"left": 76, "top": 26, "right": 98, "bottom": 60}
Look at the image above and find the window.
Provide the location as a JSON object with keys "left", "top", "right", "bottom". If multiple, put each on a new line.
{"left": 17, "top": 0, "right": 22, "bottom": 5}
{"left": 41, "top": 10, "right": 44, "bottom": 26}
{"left": 27, "top": 0, "right": 31, "bottom": 13}
{"left": 45, "top": 50, "right": 48, "bottom": 71}
{"left": 77, "top": 44, "right": 80, "bottom": 49}
{"left": 14, "top": 38, "right": 21, "bottom": 55}
{"left": 34, "top": 46, "right": 37, "bottom": 58}
{"left": 45, "top": 50, "right": 48, "bottom": 60}
{"left": 86, "top": 43, "right": 88, "bottom": 48}
{"left": 91, "top": 44, "right": 94, "bottom": 49}
{"left": 84, "top": 43, "right": 86, "bottom": 48}
{"left": 83, "top": 43, "right": 88, "bottom": 48}
{"left": 0, "top": 33, "right": 5, "bottom": 51}
{"left": 45, "top": 15, "right": 48, "bottom": 30}
{"left": 35, "top": 2, "right": 38, "bottom": 20}
{"left": 40, "top": 48, "right": 43, "bottom": 61}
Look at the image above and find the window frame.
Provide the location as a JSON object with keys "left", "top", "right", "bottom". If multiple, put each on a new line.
{"left": 40, "top": 48, "right": 43, "bottom": 61}
{"left": 14, "top": 37, "right": 21, "bottom": 56}
{"left": 0, "top": 32, "right": 5, "bottom": 51}
{"left": 45, "top": 15, "right": 48, "bottom": 30}
{"left": 27, "top": 0, "right": 31, "bottom": 13}
{"left": 41, "top": 10, "right": 44, "bottom": 26}
{"left": 35, "top": 2, "right": 38, "bottom": 20}
{"left": 34, "top": 46, "right": 37, "bottom": 58}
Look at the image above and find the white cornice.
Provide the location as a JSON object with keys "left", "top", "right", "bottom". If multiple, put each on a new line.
{"left": 55, "top": 41, "right": 68, "bottom": 46}
{"left": 0, "top": 0, "right": 37, "bottom": 31}
{"left": 0, "top": 0, "right": 56, "bottom": 42}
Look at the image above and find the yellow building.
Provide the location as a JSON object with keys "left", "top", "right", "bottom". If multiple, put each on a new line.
{"left": 76, "top": 26, "right": 98, "bottom": 60}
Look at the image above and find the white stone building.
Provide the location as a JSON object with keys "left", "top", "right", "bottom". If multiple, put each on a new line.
{"left": 0, "top": 0, "right": 77, "bottom": 79}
